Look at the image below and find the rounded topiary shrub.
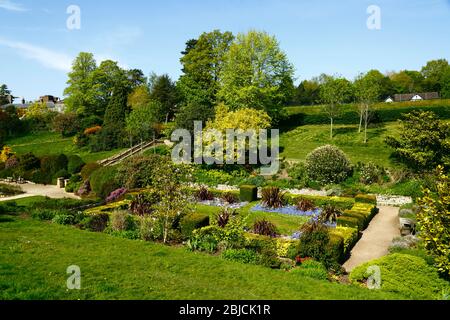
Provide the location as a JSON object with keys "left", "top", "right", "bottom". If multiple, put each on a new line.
{"left": 80, "top": 162, "right": 102, "bottom": 181}
{"left": 90, "top": 166, "right": 120, "bottom": 199}
{"left": 305, "top": 145, "right": 351, "bottom": 185}
{"left": 68, "top": 155, "right": 86, "bottom": 174}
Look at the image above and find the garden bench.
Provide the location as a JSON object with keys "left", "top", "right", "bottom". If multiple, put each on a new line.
{"left": 400, "top": 218, "right": 416, "bottom": 236}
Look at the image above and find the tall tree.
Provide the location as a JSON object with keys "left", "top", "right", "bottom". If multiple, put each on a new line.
{"left": 149, "top": 74, "right": 179, "bottom": 123}
{"left": 218, "top": 30, "right": 295, "bottom": 122}
{"left": 64, "top": 52, "right": 97, "bottom": 115}
{"left": 354, "top": 72, "right": 381, "bottom": 143}
{"left": 128, "top": 85, "right": 151, "bottom": 109}
{"left": 0, "top": 84, "right": 11, "bottom": 106}
{"left": 320, "top": 75, "right": 353, "bottom": 139}
{"left": 295, "top": 79, "right": 321, "bottom": 105}
{"left": 125, "top": 102, "right": 158, "bottom": 147}
{"left": 385, "top": 111, "right": 450, "bottom": 172}
{"left": 177, "top": 30, "right": 234, "bottom": 106}
{"left": 421, "top": 59, "right": 449, "bottom": 93}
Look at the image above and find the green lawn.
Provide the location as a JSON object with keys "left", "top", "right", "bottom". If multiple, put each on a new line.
{"left": 5, "top": 132, "right": 126, "bottom": 163}
{"left": 195, "top": 203, "right": 310, "bottom": 236}
{"left": 280, "top": 122, "right": 400, "bottom": 167}
{"left": 0, "top": 213, "right": 404, "bottom": 300}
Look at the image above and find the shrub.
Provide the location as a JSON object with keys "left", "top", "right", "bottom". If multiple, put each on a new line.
{"left": 138, "top": 215, "right": 157, "bottom": 241}
{"left": 296, "top": 198, "right": 316, "bottom": 212}
{"left": 31, "top": 209, "right": 59, "bottom": 221}
{"left": 80, "top": 213, "right": 109, "bottom": 232}
{"left": 90, "top": 166, "right": 120, "bottom": 199}
{"left": 0, "top": 183, "right": 23, "bottom": 196}
{"left": 5, "top": 156, "right": 19, "bottom": 169}
{"left": 240, "top": 185, "right": 258, "bottom": 202}
{"left": 109, "top": 210, "right": 136, "bottom": 232}
{"left": 298, "top": 222, "right": 340, "bottom": 271}
{"left": 330, "top": 227, "right": 359, "bottom": 257}
{"left": 319, "top": 205, "right": 341, "bottom": 224}
{"left": 276, "top": 238, "right": 298, "bottom": 258}
{"left": 80, "top": 162, "right": 102, "bottom": 181}
{"left": 53, "top": 169, "right": 70, "bottom": 179}
{"left": 216, "top": 207, "right": 233, "bottom": 228}
{"left": 253, "top": 219, "right": 278, "bottom": 238}
{"left": 287, "top": 162, "right": 308, "bottom": 186}
{"left": 261, "top": 187, "right": 285, "bottom": 208}
{"left": 76, "top": 179, "right": 91, "bottom": 196}
{"left": 358, "top": 162, "right": 384, "bottom": 185}
{"left": 189, "top": 226, "right": 225, "bottom": 253}
{"left": 195, "top": 186, "right": 214, "bottom": 201}
{"left": 221, "top": 249, "right": 258, "bottom": 264}
{"left": 84, "top": 126, "right": 102, "bottom": 135}
{"left": 349, "top": 254, "right": 450, "bottom": 299}
{"left": 305, "top": 145, "right": 351, "bottom": 185}
{"left": 180, "top": 213, "right": 210, "bottom": 238}
{"left": 355, "top": 194, "right": 377, "bottom": 205}
{"left": 130, "top": 192, "right": 158, "bottom": 216}
{"left": 117, "top": 155, "right": 168, "bottom": 189}
{"left": 52, "top": 211, "right": 85, "bottom": 226}
{"left": 65, "top": 175, "right": 82, "bottom": 193}
{"left": 222, "top": 192, "right": 238, "bottom": 204}
{"left": 67, "top": 155, "right": 85, "bottom": 174}
{"left": 290, "top": 260, "right": 329, "bottom": 281}
{"left": 106, "top": 188, "right": 128, "bottom": 203}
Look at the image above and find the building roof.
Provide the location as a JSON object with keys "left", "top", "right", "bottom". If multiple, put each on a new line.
{"left": 393, "top": 92, "right": 440, "bottom": 102}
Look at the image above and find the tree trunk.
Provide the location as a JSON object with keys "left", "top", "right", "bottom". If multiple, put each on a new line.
{"left": 358, "top": 107, "right": 363, "bottom": 133}
{"left": 364, "top": 105, "right": 369, "bottom": 144}
{"left": 330, "top": 117, "right": 334, "bottom": 140}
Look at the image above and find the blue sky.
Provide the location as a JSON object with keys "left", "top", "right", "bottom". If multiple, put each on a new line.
{"left": 0, "top": 0, "right": 449, "bottom": 100}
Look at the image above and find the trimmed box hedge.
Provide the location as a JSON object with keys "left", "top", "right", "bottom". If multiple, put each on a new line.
{"left": 180, "top": 213, "right": 210, "bottom": 238}
{"left": 287, "top": 194, "right": 354, "bottom": 210}
{"left": 355, "top": 194, "right": 377, "bottom": 205}
{"left": 337, "top": 216, "right": 360, "bottom": 229}
{"left": 240, "top": 185, "right": 258, "bottom": 202}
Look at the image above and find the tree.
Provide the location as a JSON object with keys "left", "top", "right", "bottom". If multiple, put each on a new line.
{"left": 64, "top": 52, "right": 97, "bottom": 115}
{"left": 0, "top": 84, "right": 11, "bottom": 106}
{"left": 441, "top": 67, "right": 450, "bottom": 99}
{"left": 421, "top": 59, "right": 449, "bottom": 93}
{"left": 385, "top": 111, "right": 450, "bottom": 172}
{"left": 174, "top": 102, "right": 215, "bottom": 133}
{"left": 149, "top": 74, "right": 179, "bottom": 123}
{"left": 125, "top": 102, "right": 158, "bottom": 146}
{"left": 52, "top": 113, "right": 80, "bottom": 137}
{"left": 389, "top": 70, "right": 423, "bottom": 93}
{"left": 295, "top": 79, "right": 321, "bottom": 105}
{"left": 354, "top": 72, "right": 381, "bottom": 143}
{"left": 320, "top": 75, "right": 353, "bottom": 139}
{"left": 178, "top": 30, "right": 234, "bottom": 107}
{"left": 206, "top": 104, "right": 271, "bottom": 132}
{"left": 218, "top": 30, "right": 295, "bottom": 122}
{"left": 417, "top": 166, "right": 450, "bottom": 276}
{"left": 128, "top": 85, "right": 151, "bottom": 109}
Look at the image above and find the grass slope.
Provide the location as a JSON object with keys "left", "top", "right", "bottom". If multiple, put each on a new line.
{"left": 0, "top": 214, "right": 403, "bottom": 300}
{"left": 280, "top": 122, "right": 400, "bottom": 167}
{"left": 5, "top": 132, "right": 126, "bottom": 163}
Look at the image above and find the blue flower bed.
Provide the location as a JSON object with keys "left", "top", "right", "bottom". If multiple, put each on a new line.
{"left": 251, "top": 203, "right": 321, "bottom": 217}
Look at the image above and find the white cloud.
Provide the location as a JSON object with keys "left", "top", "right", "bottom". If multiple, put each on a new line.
{"left": 0, "top": 0, "right": 27, "bottom": 12}
{"left": 0, "top": 38, "right": 73, "bottom": 72}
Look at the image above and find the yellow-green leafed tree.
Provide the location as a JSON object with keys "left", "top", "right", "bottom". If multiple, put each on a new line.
{"left": 206, "top": 104, "right": 271, "bottom": 131}
{"left": 25, "top": 101, "right": 50, "bottom": 118}
{"left": 417, "top": 166, "right": 450, "bottom": 276}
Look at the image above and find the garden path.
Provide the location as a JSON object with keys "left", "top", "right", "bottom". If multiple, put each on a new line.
{"left": 0, "top": 183, "right": 80, "bottom": 202}
{"left": 343, "top": 206, "right": 400, "bottom": 272}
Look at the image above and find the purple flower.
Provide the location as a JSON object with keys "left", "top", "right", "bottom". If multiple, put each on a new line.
{"left": 106, "top": 188, "right": 127, "bottom": 203}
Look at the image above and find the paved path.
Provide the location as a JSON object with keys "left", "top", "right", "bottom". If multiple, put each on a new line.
{"left": 343, "top": 206, "right": 400, "bottom": 272}
{"left": 0, "top": 183, "right": 80, "bottom": 202}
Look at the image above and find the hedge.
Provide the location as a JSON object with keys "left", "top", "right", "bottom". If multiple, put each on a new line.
{"left": 180, "top": 213, "right": 210, "bottom": 238}
{"left": 287, "top": 194, "right": 355, "bottom": 210}
{"left": 330, "top": 227, "right": 359, "bottom": 258}
{"left": 328, "top": 233, "right": 345, "bottom": 264}
{"left": 240, "top": 185, "right": 258, "bottom": 202}
{"left": 355, "top": 194, "right": 377, "bottom": 205}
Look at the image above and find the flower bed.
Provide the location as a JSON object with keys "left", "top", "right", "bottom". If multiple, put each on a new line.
{"left": 197, "top": 198, "right": 248, "bottom": 209}
{"left": 251, "top": 203, "right": 321, "bottom": 217}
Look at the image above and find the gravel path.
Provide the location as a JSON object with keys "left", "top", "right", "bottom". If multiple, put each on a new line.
{"left": 0, "top": 183, "right": 80, "bottom": 202}
{"left": 343, "top": 206, "right": 400, "bottom": 272}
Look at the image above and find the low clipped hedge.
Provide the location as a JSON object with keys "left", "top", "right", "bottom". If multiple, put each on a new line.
{"left": 180, "top": 213, "right": 210, "bottom": 238}
{"left": 355, "top": 194, "right": 377, "bottom": 205}
{"left": 328, "top": 233, "right": 345, "bottom": 264}
{"left": 330, "top": 227, "right": 359, "bottom": 258}
{"left": 337, "top": 202, "right": 379, "bottom": 232}
{"left": 240, "top": 185, "right": 258, "bottom": 202}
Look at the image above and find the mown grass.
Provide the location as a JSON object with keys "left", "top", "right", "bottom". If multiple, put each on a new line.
{"left": 0, "top": 214, "right": 405, "bottom": 300}
{"left": 280, "top": 122, "right": 400, "bottom": 167}
{"left": 195, "top": 203, "right": 309, "bottom": 236}
{"left": 5, "top": 131, "right": 126, "bottom": 163}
